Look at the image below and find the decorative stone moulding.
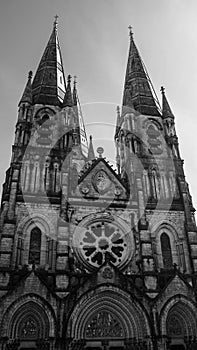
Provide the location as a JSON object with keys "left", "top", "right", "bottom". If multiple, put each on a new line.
{"left": 92, "top": 170, "right": 112, "bottom": 194}
{"left": 73, "top": 214, "right": 134, "bottom": 271}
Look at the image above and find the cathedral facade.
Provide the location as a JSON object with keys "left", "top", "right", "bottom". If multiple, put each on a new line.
{"left": 0, "top": 19, "right": 197, "bottom": 350}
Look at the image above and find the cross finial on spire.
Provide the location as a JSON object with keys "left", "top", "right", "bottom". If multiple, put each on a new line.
{"left": 161, "top": 86, "right": 165, "bottom": 94}
{"left": 128, "top": 25, "right": 133, "bottom": 38}
{"left": 54, "top": 15, "right": 59, "bottom": 30}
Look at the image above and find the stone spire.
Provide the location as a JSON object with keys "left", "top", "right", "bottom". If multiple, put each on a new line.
{"left": 32, "top": 16, "right": 66, "bottom": 106}
{"left": 19, "top": 71, "right": 33, "bottom": 105}
{"left": 161, "top": 86, "right": 175, "bottom": 119}
{"left": 73, "top": 76, "right": 77, "bottom": 106}
{"left": 122, "top": 26, "right": 160, "bottom": 116}
{"left": 75, "top": 96, "right": 89, "bottom": 158}
{"left": 114, "top": 106, "right": 121, "bottom": 138}
{"left": 63, "top": 75, "right": 73, "bottom": 107}
{"left": 88, "top": 135, "right": 95, "bottom": 160}
{"left": 63, "top": 74, "right": 89, "bottom": 158}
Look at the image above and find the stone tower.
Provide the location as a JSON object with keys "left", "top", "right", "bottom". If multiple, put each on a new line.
{"left": 0, "top": 20, "right": 197, "bottom": 350}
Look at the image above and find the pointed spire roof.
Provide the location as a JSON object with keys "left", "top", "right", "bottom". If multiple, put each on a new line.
{"left": 88, "top": 135, "right": 95, "bottom": 160}
{"left": 115, "top": 106, "right": 121, "bottom": 138}
{"left": 63, "top": 76, "right": 89, "bottom": 158}
{"left": 122, "top": 27, "right": 160, "bottom": 117}
{"left": 32, "top": 16, "right": 66, "bottom": 106}
{"left": 63, "top": 75, "right": 73, "bottom": 107}
{"left": 161, "top": 86, "right": 175, "bottom": 119}
{"left": 73, "top": 76, "right": 77, "bottom": 106}
{"left": 19, "top": 71, "right": 33, "bottom": 105}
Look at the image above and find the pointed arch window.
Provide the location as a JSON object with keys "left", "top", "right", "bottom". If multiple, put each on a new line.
{"left": 18, "top": 125, "right": 23, "bottom": 143}
{"left": 147, "top": 124, "right": 162, "bottom": 154}
{"left": 44, "top": 161, "right": 50, "bottom": 191}
{"left": 143, "top": 170, "right": 150, "bottom": 198}
{"left": 53, "top": 163, "right": 59, "bottom": 192}
{"left": 160, "top": 232, "right": 173, "bottom": 269}
{"left": 32, "top": 162, "right": 40, "bottom": 192}
{"left": 161, "top": 174, "right": 167, "bottom": 199}
{"left": 41, "top": 114, "right": 49, "bottom": 124}
{"left": 22, "top": 104, "right": 25, "bottom": 113}
{"left": 150, "top": 169, "right": 158, "bottom": 199}
{"left": 16, "top": 236, "right": 24, "bottom": 266}
{"left": 21, "top": 161, "right": 29, "bottom": 192}
{"left": 28, "top": 227, "right": 41, "bottom": 264}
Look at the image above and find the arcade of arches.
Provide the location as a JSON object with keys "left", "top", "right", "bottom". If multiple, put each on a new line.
{"left": 1, "top": 292, "right": 197, "bottom": 350}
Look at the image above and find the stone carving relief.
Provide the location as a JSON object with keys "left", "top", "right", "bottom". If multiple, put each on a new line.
{"left": 92, "top": 170, "right": 111, "bottom": 194}
{"left": 85, "top": 311, "right": 124, "bottom": 338}
{"left": 20, "top": 317, "right": 38, "bottom": 339}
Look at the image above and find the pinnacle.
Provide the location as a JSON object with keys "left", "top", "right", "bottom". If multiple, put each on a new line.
{"left": 88, "top": 135, "right": 95, "bottom": 161}
{"left": 161, "top": 86, "right": 175, "bottom": 119}
{"left": 19, "top": 70, "right": 33, "bottom": 105}
{"left": 63, "top": 75, "right": 73, "bottom": 107}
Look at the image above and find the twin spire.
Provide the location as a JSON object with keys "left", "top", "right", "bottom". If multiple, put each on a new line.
{"left": 122, "top": 26, "right": 160, "bottom": 117}
{"left": 121, "top": 27, "right": 176, "bottom": 120}
{"left": 20, "top": 19, "right": 175, "bottom": 121}
{"left": 19, "top": 17, "right": 78, "bottom": 107}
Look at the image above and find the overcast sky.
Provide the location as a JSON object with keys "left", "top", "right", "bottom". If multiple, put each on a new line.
{"left": 0, "top": 0, "right": 197, "bottom": 211}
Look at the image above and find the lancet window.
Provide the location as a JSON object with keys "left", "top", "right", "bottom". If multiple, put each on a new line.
{"left": 22, "top": 161, "right": 30, "bottom": 192}
{"left": 160, "top": 232, "right": 173, "bottom": 269}
{"left": 143, "top": 170, "right": 150, "bottom": 199}
{"left": 150, "top": 168, "right": 158, "bottom": 199}
{"left": 28, "top": 227, "right": 42, "bottom": 264}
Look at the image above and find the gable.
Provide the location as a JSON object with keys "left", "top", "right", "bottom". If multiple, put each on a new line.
{"left": 72, "top": 159, "right": 128, "bottom": 201}
{"left": 155, "top": 274, "right": 195, "bottom": 311}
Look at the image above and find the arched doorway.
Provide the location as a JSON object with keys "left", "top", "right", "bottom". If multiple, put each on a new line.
{"left": 67, "top": 287, "right": 152, "bottom": 350}
{"left": 1, "top": 296, "right": 55, "bottom": 350}
{"left": 84, "top": 309, "right": 126, "bottom": 349}
{"left": 161, "top": 298, "right": 197, "bottom": 350}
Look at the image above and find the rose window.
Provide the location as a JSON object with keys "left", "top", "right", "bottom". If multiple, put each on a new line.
{"left": 73, "top": 219, "right": 132, "bottom": 270}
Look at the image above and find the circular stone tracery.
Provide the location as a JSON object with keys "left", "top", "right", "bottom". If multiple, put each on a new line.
{"left": 73, "top": 219, "right": 133, "bottom": 270}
